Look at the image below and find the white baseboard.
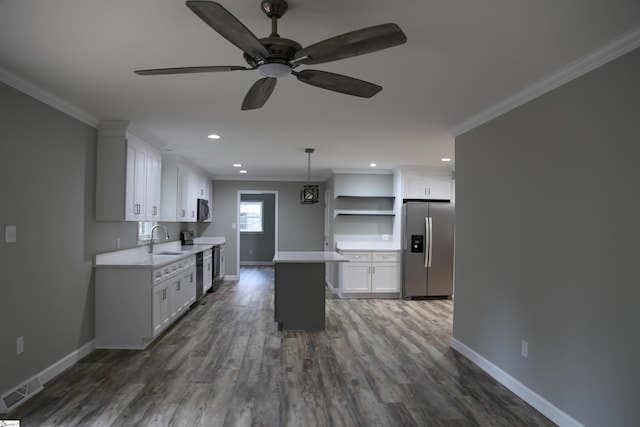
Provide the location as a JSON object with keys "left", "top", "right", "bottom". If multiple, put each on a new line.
{"left": 325, "top": 284, "right": 340, "bottom": 296}
{"left": 450, "top": 338, "right": 583, "bottom": 427}
{"left": 39, "top": 340, "right": 96, "bottom": 384}
{"left": 0, "top": 339, "right": 95, "bottom": 414}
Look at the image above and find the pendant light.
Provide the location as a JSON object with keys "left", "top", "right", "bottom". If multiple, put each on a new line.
{"left": 300, "top": 148, "right": 319, "bottom": 204}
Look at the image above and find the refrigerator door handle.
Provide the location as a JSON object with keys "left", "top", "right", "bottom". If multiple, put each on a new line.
{"left": 424, "top": 217, "right": 429, "bottom": 267}
{"left": 426, "top": 217, "right": 433, "bottom": 268}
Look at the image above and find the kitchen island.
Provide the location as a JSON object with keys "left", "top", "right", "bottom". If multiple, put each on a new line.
{"left": 273, "top": 251, "right": 348, "bottom": 331}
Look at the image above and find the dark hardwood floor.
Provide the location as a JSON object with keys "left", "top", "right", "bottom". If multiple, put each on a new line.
{"left": 9, "top": 267, "right": 554, "bottom": 426}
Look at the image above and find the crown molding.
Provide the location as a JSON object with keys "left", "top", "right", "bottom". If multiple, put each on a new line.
{"left": 0, "top": 66, "right": 100, "bottom": 128}
{"left": 451, "top": 25, "right": 640, "bottom": 137}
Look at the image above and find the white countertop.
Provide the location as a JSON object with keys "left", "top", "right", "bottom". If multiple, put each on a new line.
{"left": 95, "top": 241, "right": 216, "bottom": 268}
{"left": 193, "top": 236, "right": 226, "bottom": 245}
{"left": 273, "top": 251, "right": 348, "bottom": 263}
{"left": 336, "top": 241, "right": 401, "bottom": 251}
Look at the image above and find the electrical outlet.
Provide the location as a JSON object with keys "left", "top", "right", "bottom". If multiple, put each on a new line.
{"left": 17, "top": 336, "right": 24, "bottom": 355}
{"left": 116, "top": 237, "right": 121, "bottom": 249}
{"left": 521, "top": 340, "right": 528, "bottom": 358}
{"left": 5, "top": 225, "right": 17, "bottom": 243}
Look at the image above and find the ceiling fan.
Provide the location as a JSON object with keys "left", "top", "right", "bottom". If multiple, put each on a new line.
{"left": 134, "top": 0, "right": 407, "bottom": 110}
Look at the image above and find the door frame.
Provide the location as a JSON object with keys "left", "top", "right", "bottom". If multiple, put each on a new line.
{"left": 236, "top": 190, "right": 279, "bottom": 277}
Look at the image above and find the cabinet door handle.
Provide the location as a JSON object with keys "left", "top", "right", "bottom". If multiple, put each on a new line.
{"left": 372, "top": 266, "right": 375, "bottom": 274}
{"left": 181, "top": 209, "right": 185, "bottom": 217}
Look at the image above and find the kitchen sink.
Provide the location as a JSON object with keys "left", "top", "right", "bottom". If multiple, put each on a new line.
{"left": 156, "top": 251, "right": 186, "bottom": 256}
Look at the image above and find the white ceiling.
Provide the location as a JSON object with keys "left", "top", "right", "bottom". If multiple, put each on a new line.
{"left": 1, "top": 0, "right": 639, "bottom": 180}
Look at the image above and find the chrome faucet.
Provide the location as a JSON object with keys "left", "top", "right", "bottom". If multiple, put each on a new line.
{"left": 149, "top": 224, "right": 170, "bottom": 253}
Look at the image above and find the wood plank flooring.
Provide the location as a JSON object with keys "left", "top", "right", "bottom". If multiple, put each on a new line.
{"left": 8, "top": 267, "right": 555, "bottom": 426}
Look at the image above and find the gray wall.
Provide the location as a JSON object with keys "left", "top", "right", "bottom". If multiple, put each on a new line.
{"left": 203, "top": 180, "right": 325, "bottom": 276}
{"left": 453, "top": 48, "right": 640, "bottom": 426}
{"left": 0, "top": 82, "right": 132, "bottom": 395}
{"left": 240, "top": 193, "right": 276, "bottom": 263}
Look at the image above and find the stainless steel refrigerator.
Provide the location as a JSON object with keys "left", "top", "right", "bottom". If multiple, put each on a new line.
{"left": 402, "top": 201, "right": 454, "bottom": 298}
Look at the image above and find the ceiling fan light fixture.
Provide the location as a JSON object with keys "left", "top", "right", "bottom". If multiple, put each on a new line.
{"left": 258, "top": 63, "right": 291, "bottom": 78}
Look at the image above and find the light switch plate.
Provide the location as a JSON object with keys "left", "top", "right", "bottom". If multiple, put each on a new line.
{"left": 5, "top": 225, "right": 17, "bottom": 243}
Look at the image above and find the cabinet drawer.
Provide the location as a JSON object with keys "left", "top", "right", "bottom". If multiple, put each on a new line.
{"left": 372, "top": 252, "right": 400, "bottom": 262}
{"left": 341, "top": 252, "right": 371, "bottom": 262}
{"left": 153, "top": 268, "right": 164, "bottom": 284}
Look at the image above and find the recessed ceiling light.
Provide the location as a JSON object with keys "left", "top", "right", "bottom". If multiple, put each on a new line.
{"left": 441, "top": 157, "right": 452, "bottom": 162}
{"left": 239, "top": 170, "right": 247, "bottom": 174}
{"left": 233, "top": 163, "right": 242, "bottom": 167}
{"left": 370, "top": 163, "right": 377, "bottom": 167}
{"left": 207, "top": 134, "right": 221, "bottom": 140}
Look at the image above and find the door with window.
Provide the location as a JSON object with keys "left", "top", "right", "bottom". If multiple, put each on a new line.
{"left": 239, "top": 193, "right": 276, "bottom": 265}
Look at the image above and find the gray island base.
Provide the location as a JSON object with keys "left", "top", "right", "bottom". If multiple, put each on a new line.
{"left": 273, "top": 251, "right": 348, "bottom": 331}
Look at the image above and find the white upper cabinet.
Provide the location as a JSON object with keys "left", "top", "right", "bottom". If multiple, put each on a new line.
{"left": 197, "top": 176, "right": 211, "bottom": 202}
{"left": 177, "top": 164, "right": 196, "bottom": 221}
{"left": 96, "top": 121, "right": 162, "bottom": 222}
{"left": 145, "top": 149, "right": 162, "bottom": 220}
{"left": 398, "top": 167, "right": 453, "bottom": 200}
{"left": 161, "top": 157, "right": 210, "bottom": 222}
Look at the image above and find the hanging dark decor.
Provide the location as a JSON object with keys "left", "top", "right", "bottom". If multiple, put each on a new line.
{"left": 300, "top": 148, "right": 319, "bottom": 204}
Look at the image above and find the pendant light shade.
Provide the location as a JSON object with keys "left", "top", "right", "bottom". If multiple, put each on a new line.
{"left": 300, "top": 148, "right": 319, "bottom": 204}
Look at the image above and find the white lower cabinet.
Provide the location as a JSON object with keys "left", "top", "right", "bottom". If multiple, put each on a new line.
{"left": 96, "top": 255, "right": 196, "bottom": 349}
{"left": 219, "top": 244, "right": 226, "bottom": 278}
{"left": 339, "top": 251, "right": 400, "bottom": 295}
{"left": 203, "top": 249, "right": 213, "bottom": 292}
{"left": 169, "top": 260, "right": 196, "bottom": 319}
{"left": 152, "top": 281, "right": 170, "bottom": 336}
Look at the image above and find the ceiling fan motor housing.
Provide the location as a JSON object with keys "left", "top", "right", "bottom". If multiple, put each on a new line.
{"left": 244, "top": 37, "right": 301, "bottom": 70}
{"left": 261, "top": 0, "right": 288, "bottom": 19}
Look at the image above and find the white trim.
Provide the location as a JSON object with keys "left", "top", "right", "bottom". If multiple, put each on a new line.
{"left": 451, "top": 25, "right": 640, "bottom": 137}
{"left": 0, "top": 66, "right": 100, "bottom": 128}
{"left": 450, "top": 338, "right": 584, "bottom": 427}
{"left": 0, "top": 339, "right": 95, "bottom": 413}
{"left": 39, "top": 339, "right": 96, "bottom": 384}
{"left": 237, "top": 190, "right": 279, "bottom": 280}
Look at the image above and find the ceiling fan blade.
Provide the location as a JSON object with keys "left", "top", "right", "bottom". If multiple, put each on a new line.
{"left": 186, "top": 1, "right": 269, "bottom": 61}
{"left": 241, "top": 77, "right": 277, "bottom": 110}
{"left": 294, "top": 70, "right": 382, "bottom": 98}
{"left": 134, "top": 65, "right": 252, "bottom": 75}
{"left": 291, "top": 23, "right": 407, "bottom": 65}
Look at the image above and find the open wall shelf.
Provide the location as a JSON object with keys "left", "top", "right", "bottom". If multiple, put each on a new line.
{"left": 334, "top": 209, "right": 395, "bottom": 217}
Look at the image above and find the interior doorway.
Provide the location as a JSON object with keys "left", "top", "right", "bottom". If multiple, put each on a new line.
{"left": 236, "top": 190, "right": 278, "bottom": 277}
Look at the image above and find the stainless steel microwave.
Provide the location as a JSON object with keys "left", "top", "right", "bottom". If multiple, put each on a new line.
{"left": 197, "top": 198, "right": 210, "bottom": 221}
